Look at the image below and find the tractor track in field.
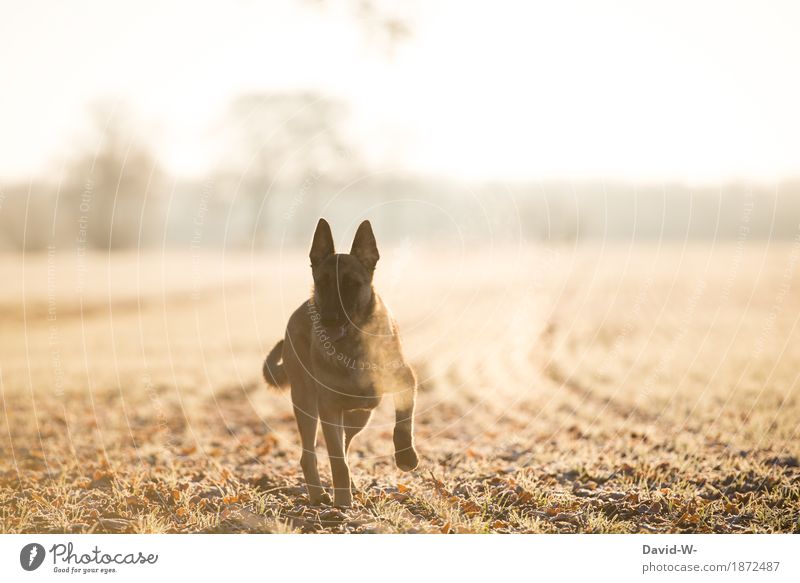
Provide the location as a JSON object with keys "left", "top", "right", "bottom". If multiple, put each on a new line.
{"left": 537, "top": 319, "right": 663, "bottom": 427}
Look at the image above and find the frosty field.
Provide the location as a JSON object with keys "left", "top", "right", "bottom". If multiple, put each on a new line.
{"left": 1, "top": 244, "right": 798, "bottom": 533}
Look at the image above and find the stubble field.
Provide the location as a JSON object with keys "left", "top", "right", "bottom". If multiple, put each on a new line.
{"left": 1, "top": 243, "right": 798, "bottom": 533}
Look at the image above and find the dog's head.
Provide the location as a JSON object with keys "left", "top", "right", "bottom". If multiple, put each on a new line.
{"left": 309, "top": 218, "right": 380, "bottom": 341}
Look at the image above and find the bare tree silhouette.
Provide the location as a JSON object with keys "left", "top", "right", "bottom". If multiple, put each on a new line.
{"left": 63, "top": 103, "right": 165, "bottom": 250}
{"left": 221, "top": 92, "right": 357, "bottom": 247}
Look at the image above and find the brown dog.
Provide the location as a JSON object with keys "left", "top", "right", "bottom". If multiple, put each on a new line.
{"left": 263, "top": 218, "right": 419, "bottom": 507}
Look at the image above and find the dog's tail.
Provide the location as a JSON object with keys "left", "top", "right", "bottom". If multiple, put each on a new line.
{"left": 263, "top": 340, "right": 289, "bottom": 389}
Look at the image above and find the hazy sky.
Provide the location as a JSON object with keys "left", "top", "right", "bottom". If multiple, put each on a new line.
{"left": 1, "top": 0, "right": 800, "bottom": 182}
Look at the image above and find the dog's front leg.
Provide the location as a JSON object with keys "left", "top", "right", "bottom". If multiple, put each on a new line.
{"left": 291, "top": 385, "right": 329, "bottom": 505}
{"left": 392, "top": 373, "right": 419, "bottom": 471}
{"left": 319, "top": 403, "right": 351, "bottom": 507}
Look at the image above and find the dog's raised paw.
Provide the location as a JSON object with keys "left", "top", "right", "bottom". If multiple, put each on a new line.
{"left": 395, "top": 447, "right": 419, "bottom": 472}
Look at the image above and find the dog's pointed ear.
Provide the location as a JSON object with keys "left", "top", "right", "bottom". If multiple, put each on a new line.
{"left": 309, "top": 218, "right": 335, "bottom": 267}
{"left": 350, "top": 220, "right": 379, "bottom": 272}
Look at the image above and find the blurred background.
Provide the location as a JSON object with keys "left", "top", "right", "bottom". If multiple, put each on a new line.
{"left": 1, "top": 0, "right": 800, "bottom": 252}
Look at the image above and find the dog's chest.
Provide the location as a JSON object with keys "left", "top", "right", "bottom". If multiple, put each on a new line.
{"left": 315, "top": 360, "right": 382, "bottom": 407}
{"left": 311, "top": 340, "right": 404, "bottom": 406}
{"left": 309, "top": 310, "right": 405, "bottom": 407}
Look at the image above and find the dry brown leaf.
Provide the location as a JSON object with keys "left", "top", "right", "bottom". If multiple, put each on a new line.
{"left": 125, "top": 495, "right": 146, "bottom": 508}
{"left": 458, "top": 499, "right": 482, "bottom": 516}
{"left": 679, "top": 512, "right": 700, "bottom": 525}
{"left": 93, "top": 470, "right": 111, "bottom": 482}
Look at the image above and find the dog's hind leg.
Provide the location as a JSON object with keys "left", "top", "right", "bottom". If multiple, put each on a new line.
{"left": 319, "top": 404, "right": 351, "bottom": 507}
{"left": 392, "top": 369, "right": 420, "bottom": 472}
{"left": 291, "top": 385, "right": 329, "bottom": 505}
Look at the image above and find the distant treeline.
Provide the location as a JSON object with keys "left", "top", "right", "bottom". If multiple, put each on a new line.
{"left": 0, "top": 95, "right": 797, "bottom": 251}
{"left": 1, "top": 175, "right": 798, "bottom": 252}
